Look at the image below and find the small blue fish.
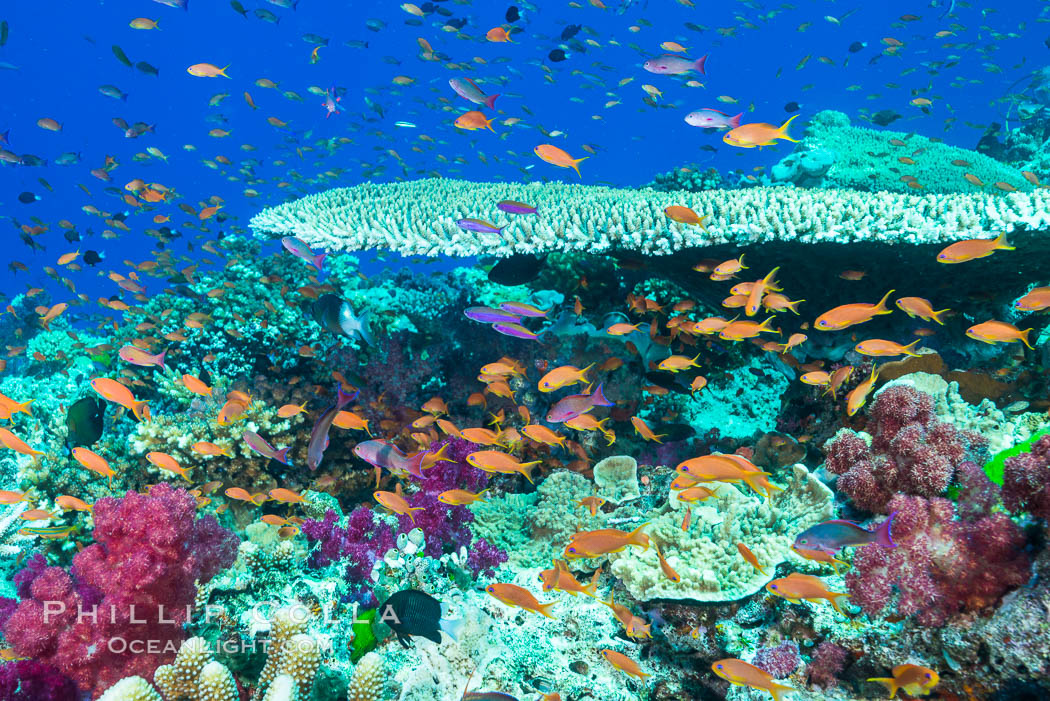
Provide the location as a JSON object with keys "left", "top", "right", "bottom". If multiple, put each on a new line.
{"left": 794, "top": 512, "right": 896, "bottom": 555}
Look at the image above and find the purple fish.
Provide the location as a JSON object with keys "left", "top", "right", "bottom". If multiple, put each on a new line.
{"left": 353, "top": 439, "right": 427, "bottom": 479}
{"left": 307, "top": 385, "right": 358, "bottom": 471}
{"left": 456, "top": 218, "right": 506, "bottom": 234}
{"left": 643, "top": 54, "right": 707, "bottom": 75}
{"left": 794, "top": 513, "right": 896, "bottom": 555}
{"left": 464, "top": 306, "right": 521, "bottom": 324}
{"left": 282, "top": 236, "right": 327, "bottom": 272}
{"left": 685, "top": 109, "right": 742, "bottom": 130}
{"left": 498, "top": 301, "right": 548, "bottom": 318}
{"left": 153, "top": 0, "right": 188, "bottom": 8}
{"left": 243, "top": 430, "right": 292, "bottom": 466}
{"left": 449, "top": 77, "right": 499, "bottom": 109}
{"left": 496, "top": 200, "right": 537, "bottom": 215}
{"left": 546, "top": 382, "right": 614, "bottom": 423}
{"left": 493, "top": 322, "right": 539, "bottom": 340}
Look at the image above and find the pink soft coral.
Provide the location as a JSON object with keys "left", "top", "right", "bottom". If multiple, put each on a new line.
{"left": 824, "top": 385, "right": 985, "bottom": 512}
{"left": 845, "top": 492, "right": 1029, "bottom": 626}
{"left": 1002, "top": 435, "right": 1050, "bottom": 521}
{"left": 3, "top": 484, "right": 237, "bottom": 697}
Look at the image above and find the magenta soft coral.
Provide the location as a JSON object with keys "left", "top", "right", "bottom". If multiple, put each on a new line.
{"left": 1002, "top": 434, "right": 1050, "bottom": 521}
{"left": 824, "top": 385, "right": 986, "bottom": 512}
{"left": 2, "top": 484, "right": 237, "bottom": 697}
{"left": 845, "top": 493, "right": 1029, "bottom": 626}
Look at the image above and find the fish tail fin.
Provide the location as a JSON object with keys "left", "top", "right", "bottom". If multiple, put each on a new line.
{"left": 695, "top": 54, "right": 708, "bottom": 74}
{"left": 484, "top": 93, "right": 500, "bottom": 110}
{"left": 429, "top": 442, "right": 454, "bottom": 464}
{"left": 406, "top": 451, "right": 428, "bottom": 479}
{"left": 157, "top": 347, "right": 168, "bottom": 370}
{"left": 931, "top": 307, "right": 950, "bottom": 325}
{"left": 485, "top": 117, "right": 496, "bottom": 132}
{"left": 312, "top": 252, "right": 328, "bottom": 271}
{"left": 874, "top": 289, "right": 895, "bottom": 314}
{"left": 336, "top": 384, "right": 359, "bottom": 409}
{"left": 579, "top": 362, "right": 595, "bottom": 383}
{"left": 272, "top": 447, "right": 292, "bottom": 466}
{"left": 16, "top": 399, "right": 34, "bottom": 417}
{"left": 828, "top": 591, "right": 850, "bottom": 614}
{"left": 768, "top": 682, "right": 796, "bottom": 701}
{"left": 759, "top": 316, "right": 777, "bottom": 332}
{"left": 901, "top": 339, "right": 922, "bottom": 356}
{"left": 131, "top": 400, "right": 150, "bottom": 423}
{"left": 729, "top": 111, "right": 742, "bottom": 128}
{"left": 356, "top": 310, "right": 376, "bottom": 347}
{"left": 993, "top": 231, "right": 1015, "bottom": 251}
{"left": 1021, "top": 328, "right": 1034, "bottom": 350}
{"left": 477, "top": 487, "right": 490, "bottom": 502}
{"left": 689, "top": 353, "right": 702, "bottom": 366}
{"left": 742, "top": 471, "right": 772, "bottom": 494}
{"left": 438, "top": 612, "right": 463, "bottom": 642}
{"left": 875, "top": 511, "right": 897, "bottom": 548}
{"left": 221, "top": 447, "right": 234, "bottom": 458}
{"left": 777, "top": 114, "right": 800, "bottom": 141}
{"left": 220, "top": 64, "right": 231, "bottom": 78}
{"left": 590, "top": 382, "right": 614, "bottom": 407}
{"left": 537, "top": 600, "right": 557, "bottom": 618}
{"left": 739, "top": 253, "right": 747, "bottom": 269}
{"left": 626, "top": 522, "right": 650, "bottom": 550}
{"left": 788, "top": 298, "right": 804, "bottom": 314}
{"left": 868, "top": 678, "right": 898, "bottom": 699}
{"left": 571, "top": 157, "right": 588, "bottom": 178}
{"left": 583, "top": 566, "right": 602, "bottom": 597}
{"left": 518, "top": 460, "right": 540, "bottom": 484}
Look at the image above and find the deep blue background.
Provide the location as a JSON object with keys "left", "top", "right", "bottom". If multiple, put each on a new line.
{"left": 0, "top": 0, "right": 1044, "bottom": 304}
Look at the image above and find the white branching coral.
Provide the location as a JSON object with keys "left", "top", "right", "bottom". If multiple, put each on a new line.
{"left": 250, "top": 179, "right": 1050, "bottom": 258}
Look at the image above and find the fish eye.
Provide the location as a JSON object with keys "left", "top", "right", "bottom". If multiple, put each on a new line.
{"left": 568, "top": 547, "right": 576, "bottom": 553}
{"left": 799, "top": 538, "right": 807, "bottom": 544}
{"left": 716, "top": 664, "right": 723, "bottom": 669}
{"left": 771, "top": 584, "right": 778, "bottom": 589}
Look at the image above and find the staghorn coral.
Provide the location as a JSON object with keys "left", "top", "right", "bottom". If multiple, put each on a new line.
{"left": 608, "top": 464, "right": 833, "bottom": 602}
{"left": 249, "top": 178, "right": 1050, "bottom": 258}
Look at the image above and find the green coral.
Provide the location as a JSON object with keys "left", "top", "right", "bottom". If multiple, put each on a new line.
{"left": 783, "top": 109, "right": 1032, "bottom": 194}
{"left": 984, "top": 428, "right": 1050, "bottom": 485}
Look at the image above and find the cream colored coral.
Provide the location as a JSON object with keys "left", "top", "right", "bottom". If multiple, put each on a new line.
{"left": 250, "top": 179, "right": 1050, "bottom": 258}
{"left": 253, "top": 606, "right": 310, "bottom": 698}
{"left": 608, "top": 464, "right": 833, "bottom": 601}
{"left": 347, "top": 652, "right": 384, "bottom": 701}
{"left": 262, "top": 674, "right": 298, "bottom": 701}
{"left": 278, "top": 633, "right": 321, "bottom": 698}
{"left": 155, "top": 636, "right": 211, "bottom": 699}
{"left": 592, "top": 455, "right": 640, "bottom": 502}
{"left": 98, "top": 677, "right": 164, "bottom": 701}
{"left": 197, "top": 661, "right": 239, "bottom": 701}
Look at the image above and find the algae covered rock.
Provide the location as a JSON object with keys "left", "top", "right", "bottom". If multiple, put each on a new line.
{"left": 608, "top": 464, "right": 833, "bottom": 602}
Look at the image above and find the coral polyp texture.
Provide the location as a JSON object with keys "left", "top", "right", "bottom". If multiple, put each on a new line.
{"left": 249, "top": 178, "right": 1050, "bottom": 257}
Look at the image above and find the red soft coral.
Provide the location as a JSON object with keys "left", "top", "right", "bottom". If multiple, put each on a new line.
{"left": 3, "top": 484, "right": 237, "bottom": 697}
{"left": 1002, "top": 435, "right": 1050, "bottom": 521}
{"left": 846, "top": 493, "right": 1029, "bottom": 626}
{"left": 824, "top": 385, "right": 985, "bottom": 513}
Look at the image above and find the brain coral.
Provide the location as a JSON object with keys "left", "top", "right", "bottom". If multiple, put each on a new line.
{"left": 607, "top": 464, "right": 833, "bottom": 602}
{"left": 773, "top": 110, "right": 1033, "bottom": 194}
{"left": 249, "top": 178, "right": 1050, "bottom": 258}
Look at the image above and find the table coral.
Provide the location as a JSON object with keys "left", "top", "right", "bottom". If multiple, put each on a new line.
{"left": 249, "top": 178, "right": 1050, "bottom": 258}
{"left": 608, "top": 464, "right": 833, "bottom": 602}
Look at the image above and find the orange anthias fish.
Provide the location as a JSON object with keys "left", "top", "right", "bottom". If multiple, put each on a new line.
{"left": 91, "top": 377, "right": 150, "bottom": 421}
{"left": 737, "top": 542, "right": 767, "bottom": 575}
{"left": 563, "top": 525, "right": 650, "bottom": 559}
{"left": 664, "top": 205, "right": 708, "bottom": 229}
{"left": 936, "top": 232, "right": 1013, "bottom": 263}
{"left": 966, "top": 320, "right": 1034, "bottom": 349}
{"left": 374, "top": 488, "right": 423, "bottom": 522}
{"left": 438, "top": 488, "right": 489, "bottom": 506}
{"left": 187, "top": 63, "right": 230, "bottom": 78}
{"left": 1016, "top": 286, "right": 1050, "bottom": 312}
{"left": 486, "top": 582, "right": 556, "bottom": 617}
{"left": 465, "top": 450, "right": 540, "bottom": 483}
{"left": 766, "top": 572, "right": 850, "bottom": 613}
{"left": 453, "top": 111, "right": 495, "bottom": 132}
{"left": 0, "top": 429, "right": 43, "bottom": 457}
{"left": 601, "top": 649, "right": 650, "bottom": 680}
{"left": 723, "top": 115, "right": 799, "bottom": 148}
{"left": 712, "top": 658, "right": 794, "bottom": 701}
{"left": 72, "top": 448, "right": 116, "bottom": 486}
{"left": 854, "top": 339, "right": 921, "bottom": 358}
{"left": 868, "top": 664, "right": 940, "bottom": 698}
{"left": 791, "top": 544, "right": 848, "bottom": 574}
{"left": 895, "top": 296, "right": 949, "bottom": 324}
{"left": 534, "top": 144, "right": 588, "bottom": 177}
{"left": 539, "top": 364, "right": 592, "bottom": 392}
{"left": 539, "top": 560, "right": 601, "bottom": 597}
{"left": 814, "top": 290, "right": 894, "bottom": 331}
{"left": 146, "top": 452, "right": 191, "bottom": 481}
{"left": 846, "top": 365, "right": 879, "bottom": 416}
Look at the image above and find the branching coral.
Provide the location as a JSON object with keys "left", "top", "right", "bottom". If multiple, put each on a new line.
{"left": 824, "top": 383, "right": 986, "bottom": 512}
